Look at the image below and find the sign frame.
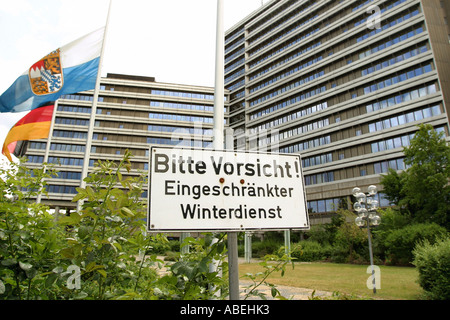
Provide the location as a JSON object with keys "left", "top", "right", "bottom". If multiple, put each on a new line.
{"left": 147, "top": 146, "right": 310, "bottom": 233}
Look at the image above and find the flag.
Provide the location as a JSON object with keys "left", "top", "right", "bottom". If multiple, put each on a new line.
{"left": 2, "top": 104, "right": 54, "bottom": 162}
{"left": 0, "top": 27, "right": 105, "bottom": 114}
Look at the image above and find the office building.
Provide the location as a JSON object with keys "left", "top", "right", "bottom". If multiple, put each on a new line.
{"left": 24, "top": 73, "right": 225, "bottom": 211}
{"left": 224, "top": 0, "right": 450, "bottom": 224}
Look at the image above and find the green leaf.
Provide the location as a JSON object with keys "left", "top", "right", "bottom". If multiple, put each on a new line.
{"left": 1, "top": 259, "right": 17, "bottom": 267}
{"left": 45, "top": 273, "right": 59, "bottom": 288}
{"left": 97, "top": 269, "right": 107, "bottom": 278}
{"left": 121, "top": 207, "right": 134, "bottom": 217}
{"left": 19, "top": 261, "right": 33, "bottom": 271}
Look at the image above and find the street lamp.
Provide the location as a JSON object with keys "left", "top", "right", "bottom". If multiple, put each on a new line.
{"left": 352, "top": 185, "right": 381, "bottom": 294}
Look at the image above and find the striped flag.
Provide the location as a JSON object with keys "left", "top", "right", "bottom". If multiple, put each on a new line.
{"left": 0, "top": 27, "right": 105, "bottom": 114}
{"left": 2, "top": 104, "right": 54, "bottom": 162}
{"left": 0, "top": 27, "right": 105, "bottom": 162}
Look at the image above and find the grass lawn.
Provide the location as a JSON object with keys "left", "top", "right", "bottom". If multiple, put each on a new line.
{"left": 238, "top": 261, "right": 423, "bottom": 300}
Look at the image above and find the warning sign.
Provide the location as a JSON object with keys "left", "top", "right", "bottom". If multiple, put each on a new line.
{"left": 147, "top": 147, "right": 309, "bottom": 232}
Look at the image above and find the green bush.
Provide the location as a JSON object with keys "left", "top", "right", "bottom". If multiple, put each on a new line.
{"left": 413, "top": 237, "right": 450, "bottom": 300}
{"left": 251, "top": 239, "right": 282, "bottom": 258}
{"left": 291, "top": 241, "right": 332, "bottom": 262}
{"left": 383, "top": 223, "right": 448, "bottom": 265}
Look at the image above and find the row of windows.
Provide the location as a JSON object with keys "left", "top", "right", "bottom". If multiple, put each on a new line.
{"left": 48, "top": 157, "right": 84, "bottom": 167}
{"left": 363, "top": 63, "right": 433, "bottom": 95}
{"left": 53, "top": 171, "right": 82, "bottom": 180}
{"left": 147, "top": 125, "right": 213, "bottom": 136}
{"left": 258, "top": 117, "right": 330, "bottom": 147}
{"left": 249, "top": 101, "right": 328, "bottom": 131}
{"left": 250, "top": 69, "right": 324, "bottom": 104}
{"left": 226, "top": 79, "right": 245, "bottom": 92}
{"left": 248, "top": 14, "right": 319, "bottom": 58}
{"left": 225, "top": 26, "right": 244, "bottom": 45}
{"left": 58, "top": 105, "right": 91, "bottom": 114}
{"left": 356, "top": 9, "right": 420, "bottom": 43}
{"left": 308, "top": 193, "right": 390, "bottom": 214}
{"left": 60, "top": 94, "right": 95, "bottom": 102}
{"left": 225, "top": 47, "right": 245, "bottom": 65}
{"left": 225, "top": 67, "right": 245, "bottom": 85}
{"left": 305, "top": 171, "right": 335, "bottom": 186}
{"left": 371, "top": 127, "right": 445, "bottom": 154}
{"left": 55, "top": 118, "right": 89, "bottom": 126}
{"left": 147, "top": 137, "right": 211, "bottom": 148}
{"left": 225, "top": 36, "right": 245, "bottom": 55}
{"left": 279, "top": 135, "right": 331, "bottom": 154}
{"left": 150, "top": 90, "right": 215, "bottom": 101}
{"left": 248, "top": 40, "right": 322, "bottom": 81}
{"left": 304, "top": 157, "right": 406, "bottom": 187}
{"left": 148, "top": 112, "right": 214, "bottom": 124}
{"left": 225, "top": 57, "right": 245, "bottom": 74}
{"left": 46, "top": 185, "right": 78, "bottom": 194}
{"left": 361, "top": 45, "right": 428, "bottom": 78}
{"left": 371, "top": 132, "right": 415, "bottom": 154}
{"left": 358, "top": 25, "right": 425, "bottom": 62}
{"left": 29, "top": 142, "right": 46, "bottom": 150}
{"left": 248, "top": 28, "right": 320, "bottom": 70}
{"left": 250, "top": 85, "right": 327, "bottom": 118}
{"left": 247, "top": 1, "right": 317, "bottom": 46}
{"left": 368, "top": 105, "right": 442, "bottom": 133}
{"left": 50, "top": 143, "right": 86, "bottom": 153}
{"left": 53, "top": 130, "right": 88, "bottom": 140}
{"left": 307, "top": 197, "right": 346, "bottom": 214}
{"left": 374, "top": 158, "right": 407, "bottom": 174}
{"left": 366, "top": 83, "right": 437, "bottom": 113}
{"left": 150, "top": 101, "right": 216, "bottom": 113}
{"left": 302, "top": 153, "right": 333, "bottom": 169}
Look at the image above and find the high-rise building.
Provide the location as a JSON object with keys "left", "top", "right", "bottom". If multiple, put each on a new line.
{"left": 225, "top": 0, "right": 450, "bottom": 224}
{"left": 23, "top": 73, "right": 226, "bottom": 211}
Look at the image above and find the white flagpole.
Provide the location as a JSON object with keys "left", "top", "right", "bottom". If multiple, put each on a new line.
{"left": 213, "top": 0, "right": 225, "bottom": 151}
{"left": 78, "top": 0, "right": 112, "bottom": 210}
{"left": 36, "top": 100, "right": 59, "bottom": 204}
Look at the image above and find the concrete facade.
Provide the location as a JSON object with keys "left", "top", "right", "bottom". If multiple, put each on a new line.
{"left": 224, "top": 0, "right": 450, "bottom": 224}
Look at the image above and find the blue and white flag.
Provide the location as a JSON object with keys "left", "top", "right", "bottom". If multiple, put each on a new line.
{"left": 0, "top": 27, "right": 105, "bottom": 113}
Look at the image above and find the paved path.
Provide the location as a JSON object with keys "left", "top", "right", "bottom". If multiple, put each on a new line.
{"left": 239, "top": 280, "right": 332, "bottom": 300}
{"left": 157, "top": 256, "right": 333, "bottom": 300}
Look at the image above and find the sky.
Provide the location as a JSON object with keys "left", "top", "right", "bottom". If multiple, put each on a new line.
{"left": 0, "top": 0, "right": 268, "bottom": 163}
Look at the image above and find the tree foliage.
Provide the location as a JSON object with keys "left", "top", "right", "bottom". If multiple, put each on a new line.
{"left": 381, "top": 124, "right": 450, "bottom": 228}
{"left": 1, "top": 153, "right": 290, "bottom": 300}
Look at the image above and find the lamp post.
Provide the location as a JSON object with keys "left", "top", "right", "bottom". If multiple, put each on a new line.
{"left": 352, "top": 185, "right": 381, "bottom": 294}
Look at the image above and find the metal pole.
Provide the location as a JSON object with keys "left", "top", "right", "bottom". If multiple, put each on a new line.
{"left": 209, "top": 0, "right": 234, "bottom": 300}
{"left": 78, "top": 0, "right": 112, "bottom": 210}
{"left": 365, "top": 195, "right": 376, "bottom": 294}
{"left": 367, "top": 221, "right": 376, "bottom": 294}
{"left": 244, "top": 232, "right": 252, "bottom": 263}
{"left": 213, "top": 0, "right": 225, "bottom": 151}
{"left": 284, "top": 229, "right": 291, "bottom": 257}
{"left": 228, "top": 232, "right": 240, "bottom": 300}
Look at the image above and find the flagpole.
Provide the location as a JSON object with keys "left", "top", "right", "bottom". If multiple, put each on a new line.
{"left": 78, "top": 0, "right": 112, "bottom": 210}
{"left": 213, "top": 0, "right": 225, "bottom": 151}
{"left": 36, "top": 101, "right": 59, "bottom": 204}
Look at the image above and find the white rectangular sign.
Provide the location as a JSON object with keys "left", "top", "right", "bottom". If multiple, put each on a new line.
{"left": 147, "top": 147, "right": 309, "bottom": 232}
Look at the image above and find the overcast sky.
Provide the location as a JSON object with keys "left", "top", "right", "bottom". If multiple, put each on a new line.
{"left": 0, "top": 0, "right": 268, "bottom": 163}
{"left": 0, "top": 0, "right": 267, "bottom": 90}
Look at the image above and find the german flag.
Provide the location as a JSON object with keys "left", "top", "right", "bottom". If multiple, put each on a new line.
{"left": 2, "top": 104, "right": 54, "bottom": 161}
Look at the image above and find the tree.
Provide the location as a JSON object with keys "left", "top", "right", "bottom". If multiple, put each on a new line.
{"left": 381, "top": 124, "right": 450, "bottom": 228}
